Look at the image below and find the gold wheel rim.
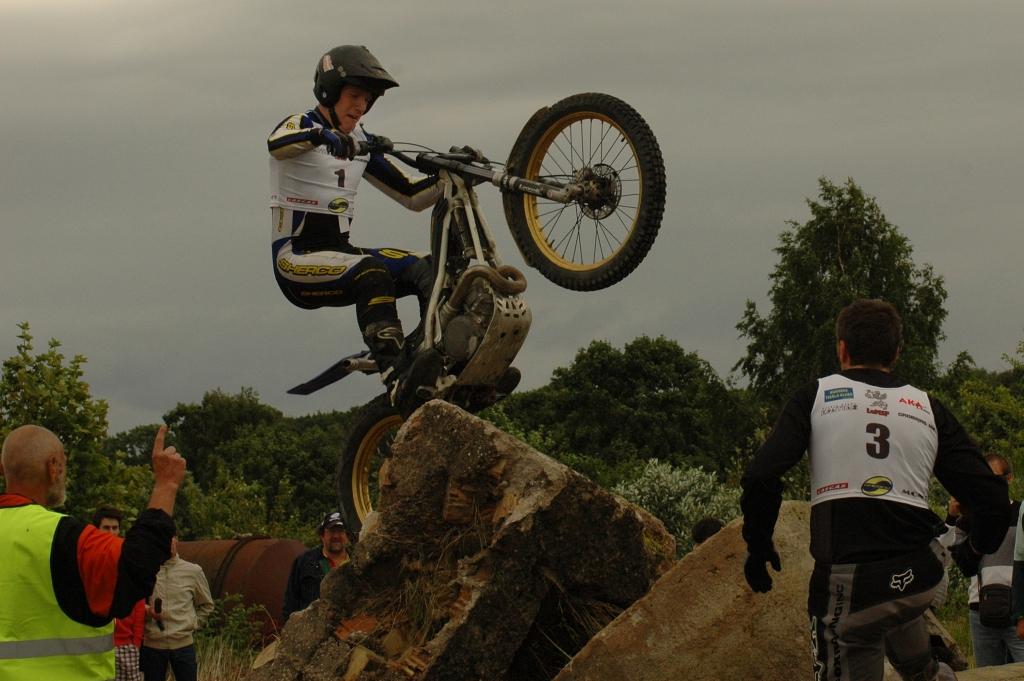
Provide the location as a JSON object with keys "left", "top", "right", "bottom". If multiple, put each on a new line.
{"left": 522, "top": 111, "right": 643, "bottom": 272}
{"left": 351, "top": 414, "right": 403, "bottom": 520}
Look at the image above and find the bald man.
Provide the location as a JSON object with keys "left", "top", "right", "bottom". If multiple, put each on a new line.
{"left": 0, "top": 424, "right": 185, "bottom": 681}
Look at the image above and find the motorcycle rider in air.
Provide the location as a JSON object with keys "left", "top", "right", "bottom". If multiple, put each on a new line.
{"left": 267, "top": 45, "right": 447, "bottom": 412}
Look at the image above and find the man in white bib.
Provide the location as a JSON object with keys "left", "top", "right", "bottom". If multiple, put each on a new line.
{"left": 267, "top": 45, "right": 447, "bottom": 412}
{"left": 740, "top": 299, "right": 1009, "bottom": 681}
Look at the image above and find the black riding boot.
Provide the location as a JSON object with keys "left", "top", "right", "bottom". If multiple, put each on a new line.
{"left": 362, "top": 321, "right": 406, "bottom": 390}
{"left": 363, "top": 321, "right": 443, "bottom": 417}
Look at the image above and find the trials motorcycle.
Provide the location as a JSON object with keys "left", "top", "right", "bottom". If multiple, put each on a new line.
{"left": 287, "top": 93, "right": 666, "bottom": 534}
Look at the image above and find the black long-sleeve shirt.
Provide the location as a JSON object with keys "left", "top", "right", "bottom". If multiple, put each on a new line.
{"left": 741, "top": 368, "right": 1009, "bottom": 565}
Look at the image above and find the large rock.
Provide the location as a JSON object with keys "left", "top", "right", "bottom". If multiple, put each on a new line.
{"left": 247, "top": 400, "right": 675, "bottom": 681}
{"left": 960, "top": 664, "right": 1024, "bottom": 680}
{"left": 554, "top": 501, "right": 966, "bottom": 681}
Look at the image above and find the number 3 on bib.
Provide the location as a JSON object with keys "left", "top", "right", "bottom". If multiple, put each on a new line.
{"left": 866, "top": 422, "right": 890, "bottom": 459}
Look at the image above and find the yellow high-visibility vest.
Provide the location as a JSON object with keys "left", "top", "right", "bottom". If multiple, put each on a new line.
{"left": 0, "top": 503, "right": 115, "bottom": 680}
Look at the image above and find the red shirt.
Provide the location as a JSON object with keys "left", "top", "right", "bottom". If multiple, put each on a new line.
{"left": 114, "top": 600, "right": 146, "bottom": 646}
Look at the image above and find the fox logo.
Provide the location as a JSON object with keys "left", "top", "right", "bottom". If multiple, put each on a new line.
{"left": 890, "top": 568, "right": 914, "bottom": 592}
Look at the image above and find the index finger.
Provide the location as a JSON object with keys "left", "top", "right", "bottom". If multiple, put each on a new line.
{"left": 152, "top": 424, "right": 168, "bottom": 456}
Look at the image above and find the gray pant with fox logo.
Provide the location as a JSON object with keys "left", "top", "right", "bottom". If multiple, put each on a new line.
{"left": 808, "top": 542, "right": 957, "bottom": 681}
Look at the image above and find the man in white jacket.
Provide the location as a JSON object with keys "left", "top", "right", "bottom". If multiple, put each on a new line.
{"left": 140, "top": 535, "right": 214, "bottom": 681}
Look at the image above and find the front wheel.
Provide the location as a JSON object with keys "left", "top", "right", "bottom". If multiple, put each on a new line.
{"left": 336, "top": 394, "right": 403, "bottom": 537}
{"left": 503, "top": 93, "right": 666, "bottom": 291}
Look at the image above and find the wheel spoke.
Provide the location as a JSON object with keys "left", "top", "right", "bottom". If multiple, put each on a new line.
{"left": 612, "top": 207, "right": 637, "bottom": 234}
{"left": 536, "top": 204, "right": 570, "bottom": 219}
{"left": 597, "top": 219, "right": 618, "bottom": 256}
{"left": 587, "top": 122, "right": 617, "bottom": 167}
{"left": 605, "top": 138, "right": 631, "bottom": 171}
{"left": 551, "top": 136, "right": 577, "bottom": 173}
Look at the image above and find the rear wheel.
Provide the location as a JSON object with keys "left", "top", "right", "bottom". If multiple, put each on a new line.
{"left": 336, "top": 394, "right": 403, "bottom": 537}
{"left": 503, "top": 92, "right": 665, "bottom": 291}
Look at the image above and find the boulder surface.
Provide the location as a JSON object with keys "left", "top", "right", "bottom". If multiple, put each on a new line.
{"left": 248, "top": 400, "right": 675, "bottom": 681}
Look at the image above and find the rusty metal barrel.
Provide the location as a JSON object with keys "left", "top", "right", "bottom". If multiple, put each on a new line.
{"left": 178, "top": 537, "right": 306, "bottom": 641}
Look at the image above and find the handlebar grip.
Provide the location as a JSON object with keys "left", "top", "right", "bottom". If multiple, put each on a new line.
{"left": 356, "top": 138, "right": 395, "bottom": 156}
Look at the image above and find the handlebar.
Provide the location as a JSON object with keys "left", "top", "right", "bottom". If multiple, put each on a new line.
{"left": 353, "top": 139, "right": 578, "bottom": 204}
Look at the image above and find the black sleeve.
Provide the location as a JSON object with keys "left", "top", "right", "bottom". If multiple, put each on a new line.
{"left": 949, "top": 530, "right": 982, "bottom": 578}
{"left": 930, "top": 396, "right": 1010, "bottom": 554}
{"left": 282, "top": 553, "right": 304, "bottom": 620}
{"left": 111, "top": 509, "right": 175, "bottom": 618}
{"left": 365, "top": 149, "right": 439, "bottom": 197}
{"left": 740, "top": 382, "right": 815, "bottom": 555}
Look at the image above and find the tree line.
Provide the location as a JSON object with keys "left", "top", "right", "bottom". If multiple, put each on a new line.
{"left": 2, "top": 177, "right": 1021, "bottom": 553}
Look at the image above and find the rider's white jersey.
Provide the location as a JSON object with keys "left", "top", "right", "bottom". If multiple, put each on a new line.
{"left": 269, "top": 117, "right": 368, "bottom": 220}
{"left": 809, "top": 373, "right": 938, "bottom": 510}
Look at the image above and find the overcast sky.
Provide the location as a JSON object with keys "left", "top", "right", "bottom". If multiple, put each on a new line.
{"left": 2, "top": 1, "right": 1022, "bottom": 434}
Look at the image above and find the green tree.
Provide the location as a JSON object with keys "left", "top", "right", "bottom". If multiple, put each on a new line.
{"left": 104, "top": 423, "right": 162, "bottom": 467}
{"left": 163, "top": 388, "right": 282, "bottom": 488}
{"left": 497, "top": 336, "right": 758, "bottom": 482}
{"left": 613, "top": 459, "right": 740, "bottom": 556}
{"left": 0, "top": 323, "right": 111, "bottom": 515}
{"left": 947, "top": 337, "right": 1024, "bottom": 497}
{"left": 736, "top": 178, "right": 948, "bottom": 406}
{"left": 127, "top": 389, "right": 355, "bottom": 538}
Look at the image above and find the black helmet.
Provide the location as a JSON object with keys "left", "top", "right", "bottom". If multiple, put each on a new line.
{"left": 313, "top": 45, "right": 398, "bottom": 111}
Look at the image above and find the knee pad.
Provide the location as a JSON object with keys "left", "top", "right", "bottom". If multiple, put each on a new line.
{"left": 398, "top": 256, "right": 434, "bottom": 301}
{"left": 352, "top": 262, "right": 398, "bottom": 327}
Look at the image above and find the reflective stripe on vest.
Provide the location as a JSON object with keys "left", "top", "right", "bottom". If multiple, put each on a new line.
{"left": 0, "top": 504, "right": 115, "bottom": 680}
{"left": 0, "top": 632, "right": 113, "bottom": 659}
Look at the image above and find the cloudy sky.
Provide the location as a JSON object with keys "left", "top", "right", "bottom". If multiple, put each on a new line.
{"left": 2, "top": 1, "right": 1021, "bottom": 434}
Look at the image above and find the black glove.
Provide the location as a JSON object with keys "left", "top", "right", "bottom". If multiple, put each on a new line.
{"left": 744, "top": 547, "right": 782, "bottom": 593}
{"left": 318, "top": 127, "right": 357, "bottom": 160}
{"left": 454, "top": 145, "right": 488, "bottom": 164}
{"left": 368, "top": 134, "right": 393, "bottom": 152}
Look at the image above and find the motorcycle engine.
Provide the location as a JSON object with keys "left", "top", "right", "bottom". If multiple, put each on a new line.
{"left": 442, "top": 279, "right": 494, "bottom": 365}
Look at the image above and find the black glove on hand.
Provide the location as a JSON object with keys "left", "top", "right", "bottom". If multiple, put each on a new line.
{"left": 455, "top": 145, "right": 488, "bottom": 163}
{"left": 318, "top": 128, "right": 357, "bottom": 160}
{"left": 744, "top": 547, "right": 782, "bottom": 593}
{"left": 369, "top": 134, "right": 393, "bottom": 152}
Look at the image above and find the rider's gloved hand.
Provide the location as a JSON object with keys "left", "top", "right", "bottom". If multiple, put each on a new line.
{"left": 368, "top": 134, "right": 394, "bottom": 152}
{"left": 744, "top": 545, "right": 782, "bottom": 593}
{"left": 317, "top": 127, "right": 358, "bottom": 160}
{"left": 456, "top": 145, "right": 488, "bottom": 164}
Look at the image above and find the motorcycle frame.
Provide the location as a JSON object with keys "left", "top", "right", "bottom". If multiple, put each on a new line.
{"left": 419, "top": 169, "right": 532, "bottom": 393}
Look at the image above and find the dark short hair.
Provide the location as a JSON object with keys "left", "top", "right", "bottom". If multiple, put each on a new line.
{"left": 91, "top": 506, "right": 124, "bottom": 528}
{"left": 692, "top": 517, "right": 724, "bottom": 545}
{"left": 835, "top": 299, "right": 903, "bottom": 368}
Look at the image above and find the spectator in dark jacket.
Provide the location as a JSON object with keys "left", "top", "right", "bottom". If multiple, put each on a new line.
{"left": 283, "top": 512, "right": 350, "bottom": 620}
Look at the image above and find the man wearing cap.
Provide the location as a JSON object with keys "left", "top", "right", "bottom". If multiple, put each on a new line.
{"left": 282, "top": 512, "right": 351, "bottom": 620}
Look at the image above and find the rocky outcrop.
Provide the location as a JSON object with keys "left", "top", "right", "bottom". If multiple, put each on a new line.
{"left": 554, "top": 501, "right": 966, "bottom": 681}
{"left": 959, "top": 664, "right": 1024, "bottom": 680}
{"left": 248, "top": 400, "right": 675, "bottom": 681}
